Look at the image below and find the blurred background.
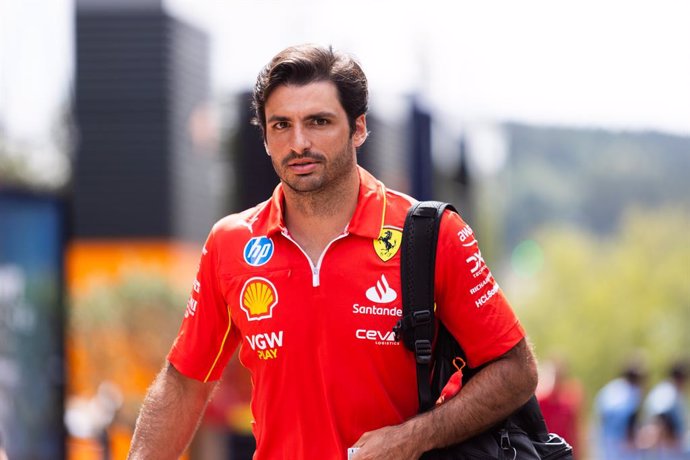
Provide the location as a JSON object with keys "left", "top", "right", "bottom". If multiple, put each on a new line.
{"left": 0, "top": 0, "right": 688, "bottom": 459}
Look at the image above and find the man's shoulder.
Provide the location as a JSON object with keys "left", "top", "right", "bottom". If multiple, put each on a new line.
{"left": 382, "top": 187, "right": 417, "bottom": 227}
{"left": 380, "top": 188, "right": 464, "bottom": 229}
{"left": 211, "top": 199, "right": 273, "bottom": 240}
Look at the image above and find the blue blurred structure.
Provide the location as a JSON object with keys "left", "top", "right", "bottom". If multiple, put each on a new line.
{"left": 0, "top": 190, "right": 67, "bottom": 460}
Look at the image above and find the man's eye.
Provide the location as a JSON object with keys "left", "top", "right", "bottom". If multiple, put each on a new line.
{"left": 313, "top": 118, "right": 329, "bottom": 126}
{"left": 274, "top": 121, "right": 289, "bottom": 130}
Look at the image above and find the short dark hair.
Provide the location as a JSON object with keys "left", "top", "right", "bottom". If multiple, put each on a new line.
{"left": 622, "top": 362, "right": 646, "bottom": 384}
{"left": 252, "top": 44, "right": 368, "bottom": 137}
{"left": 670, "top": 361, "right": 689, "bottom": 382}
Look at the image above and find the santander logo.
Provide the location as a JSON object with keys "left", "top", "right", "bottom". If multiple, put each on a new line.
{"left": 366, "top": 274, "right": 397, "bottom": 303}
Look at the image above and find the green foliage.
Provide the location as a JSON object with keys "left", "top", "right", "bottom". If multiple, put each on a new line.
{"left": 500, "top": 125, "right": 690, "bottom": 247}
{"left": 508, "top": 206, "right": 690, "bottom": 408}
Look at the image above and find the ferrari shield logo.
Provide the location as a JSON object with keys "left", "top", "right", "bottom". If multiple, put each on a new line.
{"left": 374, "top": 227, "right": 402, "bottom": 262}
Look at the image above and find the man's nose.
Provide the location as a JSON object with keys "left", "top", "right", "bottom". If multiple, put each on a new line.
{"left": 289, "top": 125, "right": 312, "bottom": 153}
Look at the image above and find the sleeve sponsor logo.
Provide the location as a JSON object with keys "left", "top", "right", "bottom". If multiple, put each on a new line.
{"left": 457, "top": 225, "right": 477, "bottom": 247}
{"left": 466, "top": 249, "right": 488, "bottom": 278}
{"left": 474, "top": 283, "right": 500, "bottom": 308}
{"left": 374, "top": 227, "right": 402, "bottom": 262}
{"left": 184, "top": 279, "right": 201, "bottom": 318}
{"left": 240, "top": 277, "right": 278, "bottom": 321}
{"left": 469, "top": 274, "right": 492, "bottom": 295}
{"left": 184, "top": 297, "right": 198, "bottom": 318}
{"left": 465, "top": 249, "right": 499, "bottom": 307}
{"left": 245, "top": 331, "right": 283, "bottom": 360}
{"left": 365, "top": 274, "right": 397, "bottom": 303}
{"left": 243, "top": 236, "right": 274, "bottom": 266}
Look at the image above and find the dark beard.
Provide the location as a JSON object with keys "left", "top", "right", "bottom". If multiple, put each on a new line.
{"left": 274, "top": 140, "right": 357, "bottom": 215}
{"left": 275, "top": 138, "right": 355, "bottom": 195}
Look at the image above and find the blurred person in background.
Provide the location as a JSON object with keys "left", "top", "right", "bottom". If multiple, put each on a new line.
{"left": 127, "top": 43, "right": 538, "bottom": 460}
{"left": 637, "top": 360, "right": 689, "bottom": 459}
{"left": 536, "top": 356, "right": 584, "bottom": 457}
{"left": 594, "top": 360, "right": 647, "bottom": 459}
{"left": 0, "top": 433, "right": 7, "bottom": 460}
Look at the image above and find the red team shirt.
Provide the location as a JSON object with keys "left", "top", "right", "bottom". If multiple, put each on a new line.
{"left": 169, "top": 167, "right": 525, "bottom": 459}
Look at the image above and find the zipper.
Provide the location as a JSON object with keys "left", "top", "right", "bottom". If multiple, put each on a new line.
{"left": 281, "top": 229, "right": 349, "bottom": 287}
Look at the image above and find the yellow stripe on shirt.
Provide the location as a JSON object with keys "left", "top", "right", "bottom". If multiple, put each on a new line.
{"left": 204, "top": 304, "right": 232, "bottom": 383}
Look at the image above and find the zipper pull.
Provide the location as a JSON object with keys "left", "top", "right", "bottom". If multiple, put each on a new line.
{"left": 500, "top": 430, "right": 510, "bottom": 450}
{"left": 312, "top": 266, "right": 320, "bottom": 287}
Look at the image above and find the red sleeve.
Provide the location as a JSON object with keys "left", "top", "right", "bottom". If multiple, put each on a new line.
{"left": 168, "top": 225, "right": 241, "bottom": 382}
{"left": 435, "top": 211, "right": 525, "bottom": 368}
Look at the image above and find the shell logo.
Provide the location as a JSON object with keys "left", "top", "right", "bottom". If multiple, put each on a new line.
{"left": 240, "top": 277, "right": 278, "bottom": 321}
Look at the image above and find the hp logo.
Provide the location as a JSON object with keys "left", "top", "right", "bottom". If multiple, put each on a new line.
{"left": 243, "top": 236, "right": 274, "bottom": 266}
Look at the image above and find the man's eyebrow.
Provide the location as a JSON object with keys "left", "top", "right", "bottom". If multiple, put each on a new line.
{"left": 307, "top": 111, "right": 337, "bottom": 119}
{"left": 267, "top": 114, "right": 290, "bottom": 123}
{"left": 266, "top": 111, "right": 338, "bottom": 124}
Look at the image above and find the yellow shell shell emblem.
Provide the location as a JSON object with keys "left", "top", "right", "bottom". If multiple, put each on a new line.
{"left": 374, "top": 227, "right": 402, "bottom": 262}
{"left": 240, "top": 277, "right": 278, "bottom": 321}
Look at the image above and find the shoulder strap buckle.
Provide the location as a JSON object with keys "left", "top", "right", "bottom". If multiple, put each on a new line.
{"left": 393, "top": 309, "right": 433, "bottom": 342}
{"left": 414, "top": 339, "right": 433, "bottom": 364}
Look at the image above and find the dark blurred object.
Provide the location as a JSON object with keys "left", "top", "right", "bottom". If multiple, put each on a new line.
{"left": 74, "top": 0, "right": 225, "bottom": 242}
{"left": 232, "top": 92, "right": 278, "bottom": 209}
{"left": 410, "top": 99, "right": 433, "bottom": 201}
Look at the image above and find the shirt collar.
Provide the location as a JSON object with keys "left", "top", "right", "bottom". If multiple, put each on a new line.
{"left": 347, "top": 166, "right": 386, "bottom": 239}
{"left": 258, "top": 166, "right": 386, "bottom": 239}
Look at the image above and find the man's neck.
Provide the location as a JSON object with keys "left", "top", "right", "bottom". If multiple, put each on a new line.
{"left": 282, "top": 168, "right": 360, "bottom": 263}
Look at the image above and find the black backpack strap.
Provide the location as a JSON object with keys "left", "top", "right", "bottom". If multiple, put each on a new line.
{"left": 394, "top": 200, "right": 456, "bottom": 412}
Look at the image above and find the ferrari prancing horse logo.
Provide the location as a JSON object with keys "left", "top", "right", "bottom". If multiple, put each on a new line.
{"left": 374, "top": 227, "right": 402, "bottom": 262}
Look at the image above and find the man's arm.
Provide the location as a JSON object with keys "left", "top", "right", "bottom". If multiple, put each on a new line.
{"left": 352, "top": 338, "right": 538, "bottom": 460}
{"left": 127, "top": 362, "right": 218, "bottom": 459}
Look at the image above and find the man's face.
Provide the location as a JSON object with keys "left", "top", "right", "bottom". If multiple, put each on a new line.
{"left": 263, "top": 81, "right": 367, "bottom": 193}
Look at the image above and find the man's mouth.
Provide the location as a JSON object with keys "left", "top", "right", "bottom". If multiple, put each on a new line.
{"left": 288, "top": 160, "right": 318, "bottom": 174}
{"left": 285, "top": 153, "right": 323, "bottom": 174}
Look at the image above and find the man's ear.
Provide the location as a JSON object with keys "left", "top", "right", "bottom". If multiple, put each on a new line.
{"left": 353, "top": 114, "right": 368, "bottom": 148}
{"left": 264, "top": 141, "right": 270, "bottom": 156}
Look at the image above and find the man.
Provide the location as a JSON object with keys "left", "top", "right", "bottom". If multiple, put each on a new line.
{"left": 128, "top": 43, "right": 537, "bottom": 460}
{"left": 594, "top": 361, "right": 647, "bottom": 459}
{"left": 639, "top": 360, "right": 689, "bottom": 458}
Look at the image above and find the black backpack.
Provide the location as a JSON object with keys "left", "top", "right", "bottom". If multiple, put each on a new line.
{"left": 394, "top": 201, "right": 574, "bottom": 460}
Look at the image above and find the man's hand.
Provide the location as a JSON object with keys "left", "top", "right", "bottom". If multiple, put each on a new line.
{"left": 350, "top": 422, "right": 426, "bottom": 460}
